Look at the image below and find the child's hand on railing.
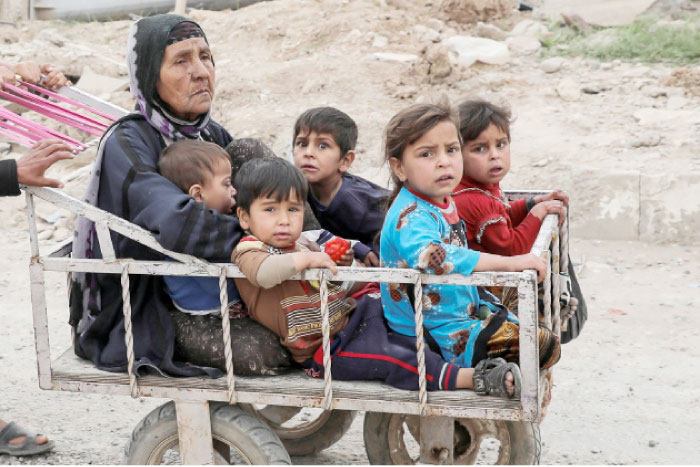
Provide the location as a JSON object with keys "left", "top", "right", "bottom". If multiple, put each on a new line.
{"left": 292, "top": 251, "right": 338, "bottom": 275}
{"left": 530, "top": 200, "right": 566, "bottom": 226}
{"left": 510, "top": 253, "right": 547, "bottom": 282}
{"left": 535, "top": 189, "right": 569, "bottom": 207}
{"left": 363, "top": 251, "right": 380, "bottom": 267}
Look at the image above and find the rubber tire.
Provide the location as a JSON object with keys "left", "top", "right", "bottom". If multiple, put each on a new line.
{"left": 363, "top": 412, "right": 538, "bottom": 465}
{"left": 124, "top": 401, "right": 291, "bottom": 464}
{"left": 241, "top": 405, "right": 356, "bottom": 456}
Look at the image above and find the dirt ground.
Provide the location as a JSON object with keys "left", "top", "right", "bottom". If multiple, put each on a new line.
{"left": 1, "top": 0, "right": 699, "bottom": 464}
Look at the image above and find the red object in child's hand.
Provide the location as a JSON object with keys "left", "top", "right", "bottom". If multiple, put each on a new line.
{"left": 324, "top": 237, "right": 351, "bottom": 262}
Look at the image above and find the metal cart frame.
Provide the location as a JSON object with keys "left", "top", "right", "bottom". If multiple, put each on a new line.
{"left": 23, "top": 184, "right": 565, "bottom": 464}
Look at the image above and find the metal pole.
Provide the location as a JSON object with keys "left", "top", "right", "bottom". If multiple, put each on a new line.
{"left": 174, "top": 0, "right": 187, "bottom": 15}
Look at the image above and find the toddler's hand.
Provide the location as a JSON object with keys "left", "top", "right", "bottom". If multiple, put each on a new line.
{"left": 337, "top": 248, "right": 354, "bottom": 267}
{"left": 295, "top": 251, "right": 338, "bottom": 275}
{"left": 530, "top": 200, "right": 566, "bottom": 226}
{"left": 363, "top": 251, "right": 380, "bottom": 267}
{"left": 511, "top": 253, "right": 546, "bottom": 282}
{"left": 536, "top": 189, "right": 569, "bottom": 207}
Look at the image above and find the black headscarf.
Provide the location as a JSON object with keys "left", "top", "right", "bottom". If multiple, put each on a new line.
{"left": 126, "top": 14, "right": 212, "bottom": 139}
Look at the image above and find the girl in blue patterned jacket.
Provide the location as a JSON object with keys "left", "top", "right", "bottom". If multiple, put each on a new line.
{"left": 380, "top": 101, "right": 561, "bottom": 398}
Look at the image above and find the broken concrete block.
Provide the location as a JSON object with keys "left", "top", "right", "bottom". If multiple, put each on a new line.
{"left": 541, "top": 57, "right": 566, "bottom": 73}
{"left": 506, "top": 35, "right": 541, "bottom": 55}
{"left": 556, "top": 79, "right": 581, "bottom": 101}
{"left": 475, "top": 21, "right": 508, "bottom": 41}
{"left": 442, "top": 35, "right": 510, "bottom": 67}
{"left": 509, "top": 19, "right": 550, "bottom": 38}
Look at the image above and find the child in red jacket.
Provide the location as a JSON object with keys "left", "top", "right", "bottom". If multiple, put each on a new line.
{"left": 453, "top": 100, "right": 586, "bottom": 344}
{"left": 452, "top": 99, "right": 567, "bottom": 255}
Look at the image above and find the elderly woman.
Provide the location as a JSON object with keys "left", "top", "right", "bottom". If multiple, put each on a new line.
{"left": 71, "top": 15, "right": 290, "bottom": 377}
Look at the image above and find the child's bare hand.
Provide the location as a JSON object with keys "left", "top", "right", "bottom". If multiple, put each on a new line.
{"left": 363, "top": 251, "right": 380, "bottom": 267}
{"left": 337, "top": 248, "right": 354, "bottom": 267}
{"left": 511, "top": 253, "right": 546, "bottom": 282}
{"left": 295, "top": 251, "right": 338, "bottom": 275}
{"left": 530, "top": 200, "right": 566, "bottom": 226}
{"left": 536, "top": 189, "right": 569, "bottom": 207}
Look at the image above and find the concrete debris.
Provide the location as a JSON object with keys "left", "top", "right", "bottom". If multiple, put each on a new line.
{"left": 424, "top": 45, "right": 453, "bottom": 79}
{"left": 506, "top": 36, "right": 541, "bottom": 55}
{"left": 413, "top": 25, "right": 440, "bottom": 43}
{"left": 475, "top": 21, "right": 509, "bottom": 41}
{"left": 509, "top": 19, "right": 550, "bottom": 38}
{"left": 367, "top": 52, "right": 419, "bottom": 63}
{"left": 442, "top": 35, "right": 511, "bottom": 67}
{"left": 556, "top": 78, "right": 581, "bottom": 101}
{"left": 371, "top": 34, "right": 389, "bottom": 48}
{"left": 630, "top": 134, "right": 662, "bottom": 148}
{"left": 541, "top": 57, "right": 566, "bottom": 73}
{"left": 641, "top": 85, "right": 668, "bottom": 98}
{"left": 438, "top": 0, "right": 517, "bottom": 24}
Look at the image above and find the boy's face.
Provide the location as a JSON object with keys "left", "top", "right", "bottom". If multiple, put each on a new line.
{"left": 292, "top": 130, "right": 353, "bottom": 186}
{"left": 237, "top": 190, "right": 305, "bottom": 249}
{"left": 194, "top": 159, "right": 237, "bottom": 214}
{"left": 461, "top": 123, "right": 511, "bottom": 186}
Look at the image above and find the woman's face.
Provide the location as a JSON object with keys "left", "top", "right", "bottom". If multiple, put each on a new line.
{"left": 156, "top": 37, "right": 215, "bottom": 121}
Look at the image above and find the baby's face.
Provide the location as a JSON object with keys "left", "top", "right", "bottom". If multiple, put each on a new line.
{"left": 461, "top": 123, "right": 511, "bottom": 186}
{"left": 238, "top": 190, "right": 305, "bottom": 249}
{"left": 199, "top": 159, "right": 236, "bottom": 214}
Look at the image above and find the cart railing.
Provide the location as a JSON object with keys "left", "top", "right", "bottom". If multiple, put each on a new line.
{"left": 23, "top": 185, "right": 564, "bottom": 425}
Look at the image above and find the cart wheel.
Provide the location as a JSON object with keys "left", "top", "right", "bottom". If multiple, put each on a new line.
{"left": 240, "top": 404, "right": 356, "bottom": 456}
{"left": 363, "top": 412, "right": 539, "bottom": 465}
{"left": 124, "top": 401, "right": 291, "bottom": 464}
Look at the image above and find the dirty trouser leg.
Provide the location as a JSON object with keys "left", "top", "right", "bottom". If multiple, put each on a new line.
{"left": 168, "top": 310, "right": 292, "bottom": 376}
{"left": 306, "top": 295, "right": 460, "bottom": 391}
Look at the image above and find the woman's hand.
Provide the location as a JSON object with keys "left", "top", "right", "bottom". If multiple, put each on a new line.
{"left": 40, "top": 63, "right": 71, "bottom": 90}
{"left": 16, "top": 139, "right": 74, "bottom": 188}
{"left": 11, "top": 62, "right": 71, "bottom": 90}
{"left": 12, "top": 61, "right": 42, "bottom": 85}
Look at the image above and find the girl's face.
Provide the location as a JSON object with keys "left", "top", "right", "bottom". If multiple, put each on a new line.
{"left": 461, "top": 123, "right": 511, "bottom": 186}
{"left": 389, "top": 120, "right": 463, "bottom": 204}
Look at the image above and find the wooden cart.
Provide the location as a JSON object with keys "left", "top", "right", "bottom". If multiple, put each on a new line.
{"left": 23, "top": 184, "right": 567, "bottom": 464}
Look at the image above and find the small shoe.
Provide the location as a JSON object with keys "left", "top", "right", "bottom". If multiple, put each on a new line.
{"left": 0, "top": 421, "right": 54, "bottom": 457}
{"left": 472, "top": 358, "right": 522, "bottom": 399}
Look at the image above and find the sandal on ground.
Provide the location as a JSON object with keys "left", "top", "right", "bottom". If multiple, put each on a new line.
{"left": 473, "top": 358, "right": 522, "bottom": 399}
{"left": 0, "top": 422, "right": 54, "bottom": 456}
